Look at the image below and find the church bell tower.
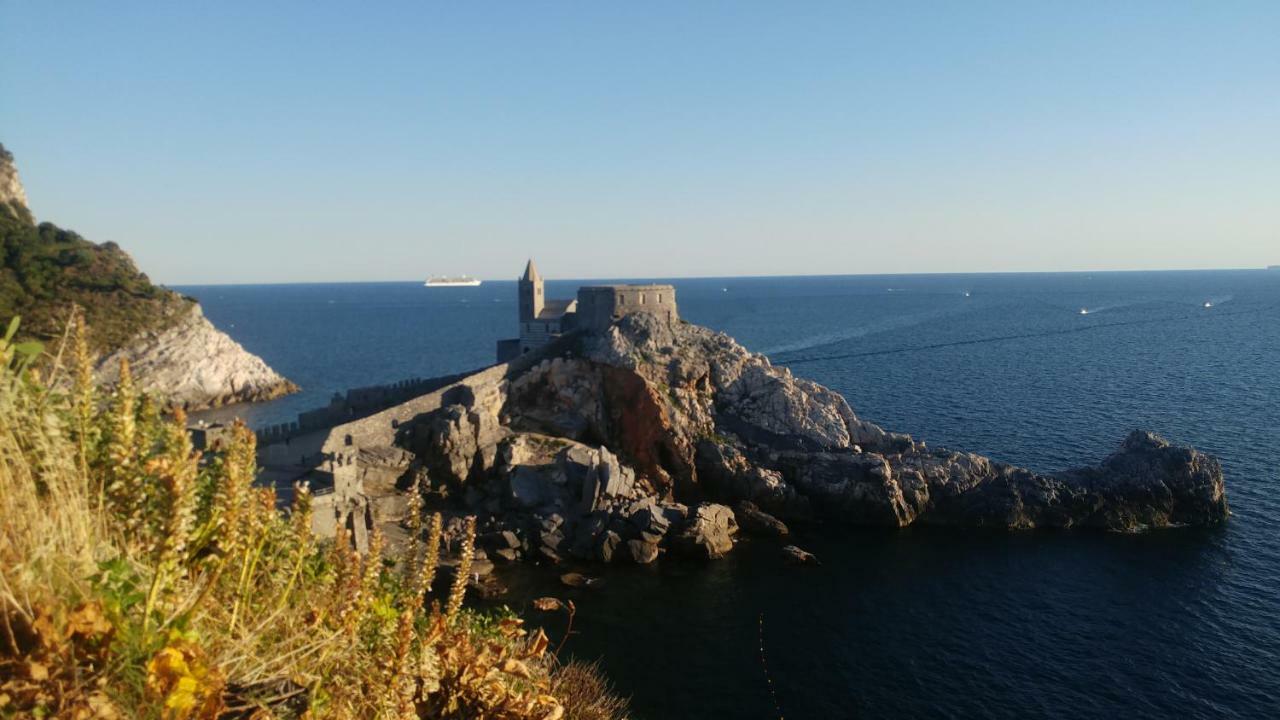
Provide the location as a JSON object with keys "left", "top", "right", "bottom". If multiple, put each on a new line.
{"left": 518, "top": 259, "right": 543, "bottom": 323}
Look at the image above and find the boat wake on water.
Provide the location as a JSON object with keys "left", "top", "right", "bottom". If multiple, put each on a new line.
{"left": 1074, "top": 302, "right": 1134, "bottom": 316}
{"left": 759, "top": 305, "right": 972, "bottom": 356}
{"left": 771, "top": 301, "right": 1279, "bottom": 366}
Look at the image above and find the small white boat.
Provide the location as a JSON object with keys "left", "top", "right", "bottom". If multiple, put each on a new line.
{"left": 425, "top": 275, "right": 481, "bottom": 287}
{"left": 1079, "top": 308, "right": 1089, "bottom": 315}
{"left": 963, "top": 291, "right": 971, "bottom": 298}
{"left": 1204, "top": 301, "right": 1213, "bottom": 308}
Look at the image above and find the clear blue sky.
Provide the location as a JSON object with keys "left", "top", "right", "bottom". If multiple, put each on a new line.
{"left": 2, "top": 2, "right": 1277, "bottom": 284}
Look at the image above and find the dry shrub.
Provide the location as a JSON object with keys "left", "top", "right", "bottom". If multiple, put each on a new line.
{"left": 0, "top": 311, "right": 614, "bottom": 719}
{"left": 549, "top": 660, "right": 631, "bottom": 720}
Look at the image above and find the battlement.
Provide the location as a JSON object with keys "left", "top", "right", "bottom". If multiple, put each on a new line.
{"left": 254, "top": 372, "right": 471, "bottom": 445}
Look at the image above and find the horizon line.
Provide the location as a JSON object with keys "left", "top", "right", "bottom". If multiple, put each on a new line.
{"left": 169, "top": 265, "right": 1279, "bottom": 288}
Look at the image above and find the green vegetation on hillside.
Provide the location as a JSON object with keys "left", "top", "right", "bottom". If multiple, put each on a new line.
{"left": 0, "top": 200, "right": 191, "bottom": 354}
{"left": 0, "top": 314, "right": 627, "bottom": 719}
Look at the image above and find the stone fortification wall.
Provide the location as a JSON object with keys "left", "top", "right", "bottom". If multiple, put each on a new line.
{"left": 318, "top": 363, "right": 512, "bottom": 456}
{"left": 259, "top": 332, "right": 576, "bottom": 471}
{"left": 575, "top": 284, "right": 677, "bottom": 333}
{"left": 255, "top": 373, "right": 470, "bottom": 445}
{"left": 329, "top": 334, "right": 566, "bottom": 451}
{"left": 496, "top": 338, "right": 521, "bottom": 363}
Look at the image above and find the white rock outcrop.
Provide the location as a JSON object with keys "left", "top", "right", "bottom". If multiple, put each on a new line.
{"left": 97, "top": 304, "right": 297, "bottom": 409}
{"left": 0, "top": 144, "right": 29, "bottom": 213}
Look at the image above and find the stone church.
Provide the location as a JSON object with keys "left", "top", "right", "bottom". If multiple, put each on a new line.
{"left": 496, "top": 259, "right": 678, "bottom": 362}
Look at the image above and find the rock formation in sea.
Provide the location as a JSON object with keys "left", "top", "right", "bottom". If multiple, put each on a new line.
{"left": 0, "top": 142, "right": 297, "bottom": 409}
{"left": 277, "top": 312, "right": 1227, "bottom": 564}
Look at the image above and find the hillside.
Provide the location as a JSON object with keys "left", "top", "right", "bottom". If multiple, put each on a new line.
{"left": 0, "top": 143, "right": 296, "bottom": 408}
{"left": 0, "top": 198, "right": 193, "bottom": 354}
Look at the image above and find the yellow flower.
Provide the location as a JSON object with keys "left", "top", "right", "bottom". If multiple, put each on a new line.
{"left": 145, "top": 637, "right": 225, "bottom": 719}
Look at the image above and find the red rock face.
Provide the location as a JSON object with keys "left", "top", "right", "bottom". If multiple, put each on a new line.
{"left": 600, "top": 365, "right": 698, "bottom": 502}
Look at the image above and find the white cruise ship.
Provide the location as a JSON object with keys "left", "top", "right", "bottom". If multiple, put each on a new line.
{"left": 424, "top": 275, "right": 481, "bottom": 287}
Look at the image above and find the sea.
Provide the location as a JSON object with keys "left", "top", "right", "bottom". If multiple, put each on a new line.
{"left": 180, "top": 270, "right": 1280, "bottom": 719}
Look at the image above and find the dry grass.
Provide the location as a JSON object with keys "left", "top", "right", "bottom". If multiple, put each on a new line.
{"left": 0, "top": 310, "right": 630, "bottom": 719}
{"left": 548, "top": 661, "right": 631, "bottom": 720}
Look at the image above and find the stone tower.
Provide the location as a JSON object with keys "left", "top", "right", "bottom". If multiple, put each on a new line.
{"left": 518, "top": 259, "right": 544, "bottom": 323}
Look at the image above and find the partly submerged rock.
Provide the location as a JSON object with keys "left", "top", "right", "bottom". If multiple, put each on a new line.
{"left": 781, "top": 545, "right": 820, "bottom": 566}
{"left": 673, "top": 503, "right": 738, "bottom": 560}
{"left": 626, "top": 538, "right": 661, "bottom": 564}
{"left": 768, "top": 431, "right": 1228, "bottom": 532}
{"left": 1057, "top": 430, "right": 1229, "bottom": 530}
{"left": 734, "top": 500, "right": 790, "bottom": 537}
{"left": 559, "top": 572, "right": 605, "bottom": 589}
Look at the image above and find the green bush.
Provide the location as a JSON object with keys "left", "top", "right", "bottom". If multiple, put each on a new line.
{"left": 0, "top": 206, "right": 190, "bottom": 355}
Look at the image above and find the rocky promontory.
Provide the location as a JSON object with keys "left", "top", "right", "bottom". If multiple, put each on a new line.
{"left": 0, "top": 142, "right": 296, "bottom": 409}
{"left": 308, "top": 311, "right": 1227, "bottom": 566}
{"left": 97, "top": 303, "right": 298, "bottom": 409}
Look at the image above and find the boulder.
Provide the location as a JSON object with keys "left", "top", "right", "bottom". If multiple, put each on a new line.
{"left": 509, "top": 465, "right": 550, "bottom": 508}
{"left": 734, "top": 501, "right": 789, "bottom": 537}
{"left": 566, "top": 445, "right": 639, "bottom": 512}
{"left": 371, "top": 493, "right": 410, "bottom": 524}
{"left": 418, "top": 403, "right": 507, "bottom": 485}
{"left": 1054, "top": 430, "right": 1228, "bottom": 529}
{"left": 625, "top": 497, "right": 673, "bottom": 543}
{"left": 696, "top": 441, "right": 809, "bottom": 518}
{"left": 495, "top": 530, "right": 522, "bottom": 549}
{"left": 491, "top": 547, "right": 519, "bottom": 563}
{"left": 673, "top": 503, "right": 737, "bottom": 560}
{"left": 781, "top": 545, "right": 820, "bottom": 566}
{"left": 626, "top": 539, "right": 660, "bottom": 564}
{"left": 597, "top": 530, "right": 623, "bottom": 563}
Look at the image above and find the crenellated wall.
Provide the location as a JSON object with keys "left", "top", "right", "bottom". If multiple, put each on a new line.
{"left": 254, "top": 373, "right": 470, "bottom": 445}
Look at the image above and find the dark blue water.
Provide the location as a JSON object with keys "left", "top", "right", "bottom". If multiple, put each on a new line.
{"left": 180, "top": 271, "right": 1280, "bottom": 719}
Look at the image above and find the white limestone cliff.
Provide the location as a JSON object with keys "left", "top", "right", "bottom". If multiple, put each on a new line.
{"left": 96, "top": 303, "right": 298, "bottom": 410}
{"left": 0, "top": 144, "right": 30, "bottom": 213}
